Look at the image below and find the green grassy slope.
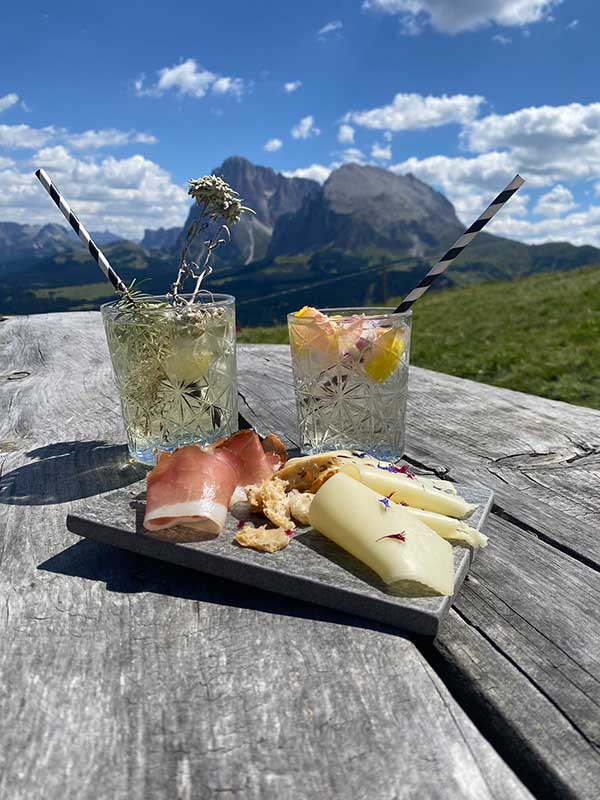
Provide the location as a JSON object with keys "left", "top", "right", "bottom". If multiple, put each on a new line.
{"left": 238, "top": 264, "right": 600, "bottom": 409}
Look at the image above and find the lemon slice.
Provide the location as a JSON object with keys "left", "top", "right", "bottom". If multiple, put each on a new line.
{"left": 363, "top": 328, "right": 404, "bottom": 383}
{"left": 162, "top": 345, "right": 213, "bottom": 384}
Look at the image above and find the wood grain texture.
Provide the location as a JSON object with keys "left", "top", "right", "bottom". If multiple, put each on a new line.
{"left": 0, "top": 313, "right": 530, "bottom": 800}
{"left": 236, "top": 343, "right": 600, "bottom": 798}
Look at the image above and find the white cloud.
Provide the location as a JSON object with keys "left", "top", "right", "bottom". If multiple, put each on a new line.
{"left": 67, "top": 129, "right": 157, "bottom": 150}
{"left": 464, "top": 102, "right": 600, "bottom": 184}
{"left": 284, "top": 81, "right": 302, "bottom": 93}
{"left": 534, "top": 185, "right": 577, "bottom": 217}
{"left": 390, "top": 151, "right": 529, "bottom": 223}
{"left": 371, "top": 142, "right": 392, "bottom": 160}
{"left": 345, "top": 92, "right": 485, "bottom": 131}
{"left": 0, "top": 123, "right": 157, "bottom": 152}
{"left": 0, "top": 93, "right": 19, "bottom": 113}
{"left": 263, "top": 138, "right": 283, "bottom": 152}
{"left": 337, "top": 124, "right": 355, "bottom": 144}
{"left": 336, "top": 147, "right": 367, "bottom": 165}
{"left": 0, "top": 146, "right": 190, "bottom": 240}
{"left": 492, "top": 34, "right": 512, "bottom": 44}
{"left": 0, "top": 156, "right": 15, "bottom": 169}
{"left": 362, "top": 0, "right": 560, "bottom": 35}
{"left": 317, "top": 20, "right": 343, "bottom": 37}
{"left": 283, "top": 164, "right": 332, "bottom": 183}
{"left": 476, "top": 204, "right": 600, "bottom": 247}
{"left": 135, "top": 58, "right": 246, "bottom": 99}
{"left": 383, "top": 131, "right": 393, "bottom": 142}
{"left": 291, "top": 115, "right": 321, "bottom": 139}
{"left": 0, "top": 124, "right": 58, "bottom": 149}
{"left": 567, "top": 19, "right": 579, "bottom": 29}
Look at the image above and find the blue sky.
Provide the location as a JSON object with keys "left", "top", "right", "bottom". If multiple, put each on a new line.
{"left": 1, "top": 0, "right": 598, "bottom": 245}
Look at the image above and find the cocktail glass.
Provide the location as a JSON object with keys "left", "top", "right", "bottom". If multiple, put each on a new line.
{"left": 287, "top": 307, "right": 412, "bottom": 460}
{"left": 102, "top": 293, "right": 238, "bottom": 465}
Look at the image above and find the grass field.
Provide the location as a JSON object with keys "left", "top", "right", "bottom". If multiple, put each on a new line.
{"left": 237, "top": 264, "right": 600, "bottom": 410}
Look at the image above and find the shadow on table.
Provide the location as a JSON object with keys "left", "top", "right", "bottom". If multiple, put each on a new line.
{"left": 0, "top": 440, "right": 146, "bottom": 505}
{"left": 38, "top": 537, "right": 411, "bottom": 638}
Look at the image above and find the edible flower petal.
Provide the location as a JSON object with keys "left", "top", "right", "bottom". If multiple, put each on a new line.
{"left": 378, "top": 496, "right": 391, "bottom": 511}
{"left": 376, "top": 531, "right": 407, "bottom": 543}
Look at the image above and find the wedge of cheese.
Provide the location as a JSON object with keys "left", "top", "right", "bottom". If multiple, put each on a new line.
{"left": 402, "top": 507, "right": 488, "bottom": 548}
{"left": 341, "top": 463, "right": 476, "bottom": 519}
{"left": 309, "top": 473, "right": 454, "bottom": 596}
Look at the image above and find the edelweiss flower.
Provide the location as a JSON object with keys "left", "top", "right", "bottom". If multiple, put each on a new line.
{"left": 187, "top": 175, "right": 253, "bottom": 225}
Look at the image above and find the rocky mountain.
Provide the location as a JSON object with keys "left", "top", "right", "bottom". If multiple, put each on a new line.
{"left": 175, "top": 156, "right": 320, "bottom": 265}
{"left": 268, "top": 163, "right": 463, "bottom": 259}
{"left": 141, "top": 226, "right": 181, "bottom": 252}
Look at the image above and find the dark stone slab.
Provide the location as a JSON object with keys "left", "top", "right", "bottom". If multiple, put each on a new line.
{"left": 67, "top": 482, "right": 493, "bottom": 637}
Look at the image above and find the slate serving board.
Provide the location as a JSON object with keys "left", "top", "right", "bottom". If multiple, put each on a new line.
{"left": 67, "top": 481, "right": 493, "bottom": 637}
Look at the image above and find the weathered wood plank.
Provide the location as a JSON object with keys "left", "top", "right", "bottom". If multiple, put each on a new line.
{"left": 0, "top": 313, "right": 531, "bottom": 799}
{"left": 236, "top": 343, "right": 600, "bottom": 798}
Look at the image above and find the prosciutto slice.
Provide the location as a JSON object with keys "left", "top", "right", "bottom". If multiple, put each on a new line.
{"left": 215, "top": 429, "right": 286, "bottom": 487}
{"left": 144, "top": 447, "right": 240, "bottom": 534}
{"left": 143, "top": 430, "right": 287, "bottom": 534}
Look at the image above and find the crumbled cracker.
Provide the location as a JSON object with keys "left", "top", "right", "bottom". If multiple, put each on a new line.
{"left": 287, "top": 490, "right": 313, "bottom": 526}
{"left": 260, "top": 476, "right": 295, "bottom": 530}
{"left": 234, "top": 524, "right": 291, "bottom": 553}
{"left": 245, "top": 483, "right": 264, "bottom": 513}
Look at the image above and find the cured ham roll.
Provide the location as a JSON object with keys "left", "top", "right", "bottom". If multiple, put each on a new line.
{"left": 309, "top": 473, "right": 454, "bottom": 596}
{"left": 215, "top": 429, "right": 286, "bottom": 492}
{"left": 144, "top": 447, "right": 240, "bottom": 534}
{"left": 340, "top": 463, "right": 476, "bottom": 519}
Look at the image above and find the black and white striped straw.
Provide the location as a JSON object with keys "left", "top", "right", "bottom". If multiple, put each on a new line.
{"left": 394, "top": 174, "right": 524, "bottom": 313}
{"left": 35, "top": 168, "right": 130, "bottom": 296}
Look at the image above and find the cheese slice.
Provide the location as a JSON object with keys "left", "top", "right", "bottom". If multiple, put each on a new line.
{"left": 402, "top": 507, "right": 488, "bottom": 548}
{"left": 309, "top": 473, "right": 454, "bottom": 596}
{"left": 341, "top": 463, "right": 476, "bottom": 519}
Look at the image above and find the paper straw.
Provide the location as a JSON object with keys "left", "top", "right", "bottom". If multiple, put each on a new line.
{"left": 35, "top": 168, "right": 130, "bottom": 296}
{"left": 394, "top": 174, "right": 525, "bottom": 313}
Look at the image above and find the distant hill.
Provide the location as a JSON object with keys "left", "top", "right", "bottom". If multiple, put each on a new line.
{"left": 2, "top": 157, "right": 600, "bottom": 319}
{"left": 0, "top": 222, "right": 75, "bottom": 266}
{"left": 238, "top": 263, "right": 600, "bottom": 411}
{"left": 0, "top": 221, "right": 122, "bottom": 269}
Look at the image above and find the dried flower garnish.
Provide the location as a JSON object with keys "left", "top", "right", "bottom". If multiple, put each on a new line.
{"left": 236, "top": 519, "right": 248, "bottom": 530}
{"left": 378, "top": 496, "right": 391, "bottom": 510}
{"left": 284, "top": 529, "right": 294, "bottom": 538}
{"left": 377, "top": 463, "right": 415, "bottom": 478}
{"left": 376, "top": 531, "right": 407, "bottom": 543}
{"left": 169, "top": 174, "right": 255, "bottom": 307}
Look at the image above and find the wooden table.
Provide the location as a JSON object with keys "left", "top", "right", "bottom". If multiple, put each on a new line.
{"left": 1, "top": 312, "right": 599, "bottom": 800}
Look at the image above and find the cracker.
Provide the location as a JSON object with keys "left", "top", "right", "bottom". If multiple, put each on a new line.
{"left": 287, "top": 490, "right": 313, "bottom": 526}
{"left": 234, "top": 524, "right": 291, "bottom": 553}
{"left": 276, "top": 453, "right": 343, "bottom": 491}
{"left": 308, "top": 466, "right": 339, "bottom": 493}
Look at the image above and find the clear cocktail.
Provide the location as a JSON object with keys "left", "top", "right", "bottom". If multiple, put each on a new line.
{"left": 288, "top": 306, "right": 411, "bottom": 460}
{"left": 102, "top": 294, "right": 238, "bottom": 464}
